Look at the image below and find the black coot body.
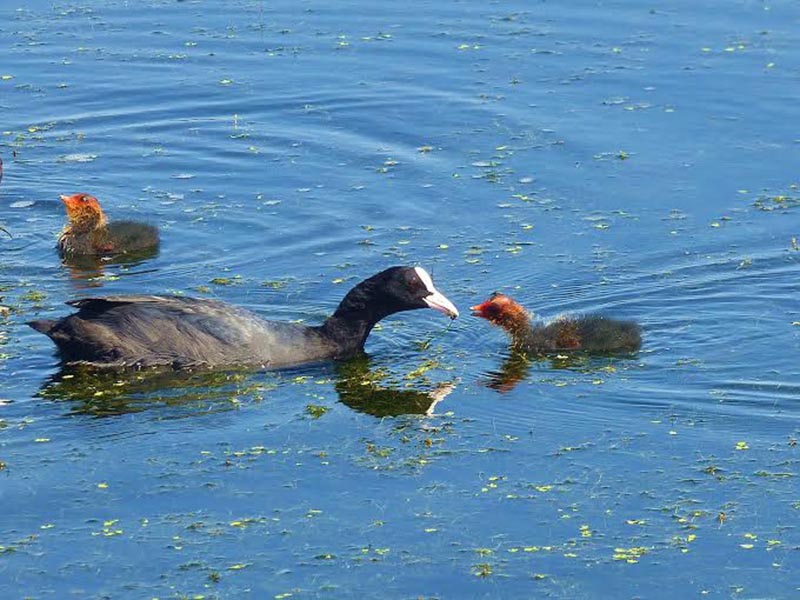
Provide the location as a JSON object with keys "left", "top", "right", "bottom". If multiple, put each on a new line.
{"left": 30, "top": 266, "right": 459, "bottom": 369}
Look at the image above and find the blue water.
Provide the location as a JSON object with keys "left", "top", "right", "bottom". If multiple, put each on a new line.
{"left": 2, "top": 0, "right": 799, "bottom": 597}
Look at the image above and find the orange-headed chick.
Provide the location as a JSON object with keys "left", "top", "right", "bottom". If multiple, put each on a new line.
{"left": 471, "top": 292, "right": 641, "bottom": 354}
{"left": 57, "top": 193, "right": 159, "bottom": 257}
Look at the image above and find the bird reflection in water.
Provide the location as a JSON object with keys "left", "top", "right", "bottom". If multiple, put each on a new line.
{"left": 334, "top": 355, "right": 455, "bottom": 417}
{"left": 60, "top": 247, "right": 160, "bottom": 290}
{"left": 38, "top": 355, "right": 455, "bottom": 419}
{"left": 483, "top": 350, "right": 634, "bottom": 393}
{"left": 37, "top": 365, "right": 262, "bottom": 417}
{"left": 483, "top": 350, "right": 535, "bottom": 393}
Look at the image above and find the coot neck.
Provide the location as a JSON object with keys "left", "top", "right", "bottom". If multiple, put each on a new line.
{"left": 320, "top": 278, "right": 397, "bottom": 355}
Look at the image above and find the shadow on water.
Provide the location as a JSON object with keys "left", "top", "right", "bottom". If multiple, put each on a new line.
{"left": 37, "top": 354, "right": 455, "bottom": 418}
{"left": 483, "top": 348, "right": 641, "bottom": 393}
{"left": 60, "top": 246, "right": 161, "bottom": 288}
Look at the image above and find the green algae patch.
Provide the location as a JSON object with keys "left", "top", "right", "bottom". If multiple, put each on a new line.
{"left": 613, "top": 546, "right": 650, "bottom": 563}
{"left": 753, "top": 193, "right": 800, "bottom": 212}
{"left": 305, "top": 404, "right": 329, "bottom": 419}
{"left": 21, "top": 289, "right": 46, "bottom": 303}
{"left": 209, "top": 276, "right": 242, "bottom": 286}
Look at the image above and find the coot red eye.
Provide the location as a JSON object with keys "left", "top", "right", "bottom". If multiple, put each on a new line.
{"left": 401, "top": 271, "right": 423, "bottom": 294}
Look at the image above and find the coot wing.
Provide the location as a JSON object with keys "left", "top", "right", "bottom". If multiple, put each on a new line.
{"left": 67, "top": 295, "right": 169, "bottom": 310}
{"left": 43, "top": 296, "right": 330, "bottom": 369}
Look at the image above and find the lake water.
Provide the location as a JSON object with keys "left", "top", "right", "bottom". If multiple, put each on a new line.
{"left": 1, "top": 0, "right": 799, "bottom": 598}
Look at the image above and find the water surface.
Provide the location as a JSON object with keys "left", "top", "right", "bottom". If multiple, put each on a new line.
{"left": 1, "top": 0, "right": 799, "bottom": 598}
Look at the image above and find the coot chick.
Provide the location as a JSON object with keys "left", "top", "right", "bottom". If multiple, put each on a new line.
{"left": 29, "top": 266, "right": 459, "bottom": 369}
{"left": 471, "top": 293, "right": 641, "bottom": 354}
{"left": 57, "top": 193, "right": 159, "bottom": 257}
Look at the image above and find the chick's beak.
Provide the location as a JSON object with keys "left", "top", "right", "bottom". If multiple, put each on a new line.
{"left": 59, "top": 194, "right": 78, "bottom": 210}
{"left": 423, "top": 288, "right": 459, "bottom": 319}
{"left": 470, "top": 301, "right": 490, "bottom": 318}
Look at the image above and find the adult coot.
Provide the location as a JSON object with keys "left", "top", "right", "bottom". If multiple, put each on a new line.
{"left": 30, "top": 266, "right": 459, "bottom": 369}
{"left": 57, "top": 193, "right": 159, "bottom": 257}
{"left": 471, "top": 292, "right": 641, "bottom": 354}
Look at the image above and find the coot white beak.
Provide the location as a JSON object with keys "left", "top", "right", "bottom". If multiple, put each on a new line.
{"left": 414, "top": 266, "right": 459, "bottom": 319}
{"left": 424, "top": 289, "right": 459, "bottom": 319}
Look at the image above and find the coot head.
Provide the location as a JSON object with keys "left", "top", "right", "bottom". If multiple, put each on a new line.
{"left": 60, "top": 193, "right": 107, "bottom": 232}
{"left": 392, "top": 266, "right": 459, "bottom": 318}
{"left": 347, "top": 266, "right": 459, "bottom": 319}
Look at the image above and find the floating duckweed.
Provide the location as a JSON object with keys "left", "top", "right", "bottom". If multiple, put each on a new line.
{"left": 262, "top": 279, "right": 288, "bottom": 289}
{"left": 229, "top": 517, "right": 263, "bottom": 528}
{"left": 21, "top": 290, "right": 46, "bottom": 303}
{"left": 93, "top": 519, "right": 123, "bottom": 537}
{"left": 753, "top": 194, "right": 800, "bottom": 211}
{"left": 613, "top": 546, "right": 649, "bottom": 563}
{"left": 209, "top": 277, "right": 240, "bottom": 286}
{"left": 305, "top": 404, "right": 328, "bottom": 419}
